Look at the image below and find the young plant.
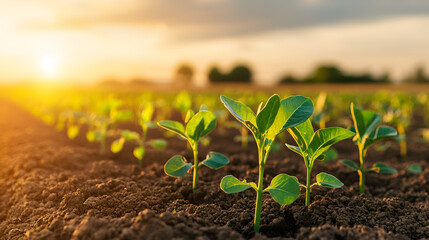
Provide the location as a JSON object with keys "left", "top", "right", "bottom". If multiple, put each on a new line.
{"left": 286, "top": 119, "right": 354, "bottom": 206}
{"left": 87, "top": 98, "right": 133, "bottom": 153}
{"left": 383, "top": 104, "right": 411, "bottom": 157}
{"left": 174, "top": 91, "right": 193, "bottom": 121}
{"left": 407, "top": 164, "right": 422, "bottom": 174}
{"left": 341, "top": 103, "right": 398, "bottom": 193}
{"left": 110, "top": 103, "right": 167, "bottom": 167}
{"left": 312, "top": 92, "right": 330, "bottom": 129}
{"left": 219, "top": 94, "right": 313, "bottom": 232}
{"left": 157, "top": 109, "right": 229, "bottom": 190}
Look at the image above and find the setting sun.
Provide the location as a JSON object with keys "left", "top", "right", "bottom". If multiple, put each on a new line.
{"left": 38, "top": 55, "right": 59, "bottom": 80}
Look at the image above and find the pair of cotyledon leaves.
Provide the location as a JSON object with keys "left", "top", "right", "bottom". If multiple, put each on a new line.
{"left": 158, "top": 110, "right": 229, "bottom": 177}
{"left": 220, "top": 171, "right": 343, "bottom": 205}
{"left": 158, "top": 110, "right": 216, "bottom": 144}
{"left": 111, "top": 130, "right": 166, "bottom": 160}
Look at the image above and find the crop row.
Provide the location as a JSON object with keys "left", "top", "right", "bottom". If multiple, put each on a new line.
{"left": 5, "top": 88, "right": 426, "bottom": 232}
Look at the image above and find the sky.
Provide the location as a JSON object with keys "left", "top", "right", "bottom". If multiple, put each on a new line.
{"left": 1, "top": 0, "right": 429, "bottom": 85}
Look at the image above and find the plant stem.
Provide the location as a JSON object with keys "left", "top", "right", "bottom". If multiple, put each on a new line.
{"left": 358, "top": 144, "right": 365, "bottom": 193}
{"left": 241, "top": 126, "right": 248, "bottom": 149}
{"left": 254, "top": 157, "right": 264, "bottom": 232}
{"left": 192, "top": 145, "right": 198, "bottom": 190}
{"left": 305, "top": 166, "right": 311, "bottom": 206}
{"left": 398, "top": 124, "right": 407, "bottom": 157}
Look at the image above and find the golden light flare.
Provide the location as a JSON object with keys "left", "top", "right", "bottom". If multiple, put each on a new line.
{"left": 38, "top": 55, "right": 60, "bottom": 81}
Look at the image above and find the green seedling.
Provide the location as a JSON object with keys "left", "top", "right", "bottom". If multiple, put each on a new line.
{"left": 174, "top": 91, "right": 193, "bottom": 121}
{"left": 56, "top": 110, "right": 88, "bottom": 140}
{"left": 110, "top": 103, "right": 167, "bottom": 166}
{"left": 383, "top": 106, "right": 411, "bottom": 157}
{"left": 87, "top": 98, "right": 133, "bottom": 153}
{"left": 158, "top": 108, "right": 229, "bottom": 190}
{"left": 312, "top": 92, "right": 330, "bottom": 129}
{"left": 322, "top": 148, "right": 338, "bottom": 164}
{"left": 341, "top": 103, "right": 398, "bottom": 193}
{"left": 230, "top": 122, "right": 252, "bottom": 148}
{"left": 86, "top": 115, "right": 113, "bottom": 153}
{"left": 407, "top": 164, "right": 422, "bottom": 174}
{"left": 220, "top": 94, "right": 312, "bottom": 232}
{"left": 378, "top": 94, "right": 412, "bottom": 157}
{"left": 286, "top": 119, "right": 354, "bottom": 206}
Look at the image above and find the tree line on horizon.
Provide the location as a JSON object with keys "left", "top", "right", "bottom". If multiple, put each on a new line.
{"left": 98, "top": 63, "right": 429, "bottom": 86}
{"left": 174, "top": 63, "right": 429, "bottom": 85}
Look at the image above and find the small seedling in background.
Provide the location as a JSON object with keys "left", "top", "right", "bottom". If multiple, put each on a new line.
{"left": 230, "top": 122, "right": 252, "bottom": 148}
{"left": 158, "top": 108, "right": 229, "bottom": 190}
{"left": 56, "top": 111, "right": 88, "bottom": 140}
{"left": 286, "top": 119, "right": 354, "bottom": 206}
{"left": 220, "top": 94, "right": 312, "bottom": 232}
{"left": 381, "top": 96, "right": 412, "bottom": 157}
{"left": 110, "top": 103, "right": 167, "bottom": 166}
{"left": 312, "top": 92, "right": 330, "bottom": 129}
{"left": 174, "top": 91, "right": 193, "bottom": 121}
{"left": 87, "top": 98, "right": 133, "bottom": 153}
{"left": 321, "top": 148, "right": 338, "bottom": 164}
{"left": 341, "top": 103, "right": 397, "bottom": 193}
{"left": 407, "top": 164, "right": 422, "bottom": 174}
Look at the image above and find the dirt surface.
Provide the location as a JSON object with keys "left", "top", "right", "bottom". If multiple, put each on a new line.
{"left": 1, "top": 98, "right": 429, "bottom": 240}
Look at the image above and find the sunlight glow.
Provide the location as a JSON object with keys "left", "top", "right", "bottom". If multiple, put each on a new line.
{"left": 38, "top": 55, "right": 59, "bottom": 80}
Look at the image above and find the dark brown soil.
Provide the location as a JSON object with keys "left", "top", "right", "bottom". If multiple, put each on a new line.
{"left": 0, "top": 98, "right": 428, "bottom": 240}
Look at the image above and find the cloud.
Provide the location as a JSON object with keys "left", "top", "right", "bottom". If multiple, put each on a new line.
{"left": 11, "top": 0, "right": 429, "bottom": 42}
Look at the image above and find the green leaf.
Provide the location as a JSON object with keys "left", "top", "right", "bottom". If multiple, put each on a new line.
{"left": 340, "top": 159, "right": 359, "bottom": 171}
{"left": 201, "top": 152, "right": 229, "bottom": 169}
{"left": 287, "top": 119, "right": 314, "bottom": 152}
{"left": 256, "top": 94, "right": 280, "bottom": 134}
{"left": 362, "top": 112, "right": 381, "bottom": 138}
{"left": 111, "top": 137, "right": 125, "bottom": 153}
{"left": 184, "top": 109, "right": 195, "bottom": 123}
{"left": 133, "top": 146, "right": 145, "bottom": 160}
{"left": 86, "top": 130, "right": 95, "bottom": 142}
{"left": 244, "top": 120, "right": 259, "bottom": 137}
{"left": 220, "top": 95, "right": 256, "bottom": 126}
{"left": 141, "top": 103, "right": 154, "bottom": 123}
{"left": 282, "top": 96, "right": 314, "bottom": 129}
{"left": 148, "top": 139, "right": 167, "bottom": 149}
{"left": 371, "top": 163, "right": 397, "bottom": 174}
{"left": 185, "top": 111, "right": 216, "bottom": 142}
{"left": 174, "top": 91, "right": 192, "bottom": 113}
{"left": 316, "top": 154, "right": 325, "bottom": 161}
{"left": 158, "top": 120, "right": 187, "bottom": 139}
{"left": 264, "top": 174, "right": 300, "bottom": 205}
{"left": 407, "top": 164, "right": 422, "bottom": 174}
{"left": 307, "top": 127, "right": 355, "bottom": 164}
{"left": 220, "top": 175, "right": 253, "bottom": 193}
{"left": 67, "top": 125, "right": 79, "bottom": 139}
{"left": 121, "top": 130, "right": 140, "bottom": 141}
{"left": 364, "top": 126, "right": 397, "bottom": 150}
{"left": 285, "top": 144, "right": 302, "bottom": 156}
{"left": 316, "top": 172, "right": 344, "bottom": 188}
{"left": 114, "top": 110, "right": 134, "bottom": 122}
{"left": 200, "top": 104, "right": 208, "bottom": 111}
{"left": 267, "top": 96, "right": 313, "bottom": 141}
{"left": 164, "top": 155, "right": 192, "bottom": 177}
{"left": 322, "top": 148, "right": 338, "bottom": 163}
